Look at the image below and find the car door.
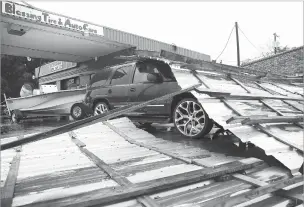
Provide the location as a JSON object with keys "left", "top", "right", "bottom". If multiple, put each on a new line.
{"left": 107, "top": 65, "right": 133, "bottom": 109}
{"left": 128, "top": 61, "right": 166, "bottom": 115}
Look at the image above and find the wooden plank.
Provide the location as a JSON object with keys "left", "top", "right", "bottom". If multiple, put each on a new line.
{"left": 157, "top": 180, "right": 252, "bottom": 207}
{"left": 192, "top": 71, "right": 210, "bottom": 89}
{"left": 259, "top": 98, "right": 303, "bottom": 128}
{"left": 160, "top": 50, "right": 268, "bottom": 77}
{"left": 233, "top": 80, "right": 301, "bottom": 122}
{"left": 283, "top": 100, "right": 304, "bottom": 113}
{"left": 195, "top": 149, "right": 301, "bottom": 203}
{"left": 255, "top": 82, "right": 286, "bottom": 96}
{"left": 68, "top": 133, "right": 160, "bottom": 207}
{"left": 3, "top": 93, "right": 11, "bottom": 116}
{"left": 221, "top": 99, "right": 244, "bottom": 116}
{"left": 226, "top": 115, "right": 268, "bottom": 124}
{"left": 1, "top": 84, "right": 201, "bottom": 151}
{"left": 232, "top": 174, "right": 304, "bottom": 202}
{"left": 255, "top": 83, "right": 303, "bottom": 113}
{"left": 194, "top": 71, "right": 304, "bottom": 201}
{"left": 230, "top": 75, "right": 301, "bottom": 128}
{"left": 219, "top": 86, "right": 304, "bottom": 153}
{"left": 69, "top": 132, "right": 86, "bottom": 147}
{"left": 255, "top": 125, "right": 303, "bottom": 153}
{"left": 21, "top": 158, "right": 264, "bottom": 207}
{"left": 230, "top": 77, "right": 251, "bottom": 93}
{"left": 1, "top": 151, "right": 21, "bottom": 207}
{"left": 259, "top": 100, "right": 285, "bottom": 116}
{"left": 224, "top": 100, "right": 303, "bottom": 153}
{"left": 270, "top": 83, "right": 304, "bottom": 97}
{"left": 223, "top": 93, "right": 304, "bottom": 101}
{"left": 241, "top": 116, "right": 303, "bottom": 125}
{"left": 192, "top": 83, "right": 303, "bottom": 101}
{"left": 176, "top": 64, "right": 261, "bottom": 83}
{"left": 1, "top": 135, "right": 24, "bottom": 207}
{"left": 232, "top": 173, "right": 267, "bottom": 186}
{"left": 103, "top": 121, "right": 203, "bottom": 164}
{"left": 194, "top": 88, "right": 231, "bottom": 96}
{"left": 203, "top": 175, "right": 303, "bottom": 207}
{"left": 201, "top": 161, "right": 302, "bottom": 203}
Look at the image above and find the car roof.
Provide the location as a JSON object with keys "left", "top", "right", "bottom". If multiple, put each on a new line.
{"left": 95, "top": 59, "right": 168, "bottom": 74}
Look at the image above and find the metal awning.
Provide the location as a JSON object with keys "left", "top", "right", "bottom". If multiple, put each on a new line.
{"left": 1, "top": 1, "right": 132, "bottom": 62}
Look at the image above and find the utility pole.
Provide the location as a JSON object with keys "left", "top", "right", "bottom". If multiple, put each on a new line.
{"left": 235, "top": 22, "right": 240, "bottom": 67}
{"left": 273, "top": 33, "right": 279, "bottom": 54}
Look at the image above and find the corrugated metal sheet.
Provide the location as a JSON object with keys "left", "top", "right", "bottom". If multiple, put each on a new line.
{"left": 104, "top": 28, "right": 210, "bottom": 61}
{"left": 1, "top": 55, "right": 303, "bottom": 206}
{"left": 2, "top": 118, "right": 301, "bottom": 207}
{"left": 171, "top": 67, "right": 304, "bottom": 173}
{"left": 39, "top": 65, "right": 90, "bottom": 84}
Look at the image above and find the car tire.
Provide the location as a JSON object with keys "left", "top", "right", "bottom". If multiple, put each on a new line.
{"left": 71, "top": 103, "right": 85, "bottom": 120}
{"left": 93, "top": 101, "right": 109, "bottom": 116}
{"left": 137, "top": 122, "right": 153, "bottom": 128}
{"left": 173, "top": 98, "right": 212, "bottom": 139}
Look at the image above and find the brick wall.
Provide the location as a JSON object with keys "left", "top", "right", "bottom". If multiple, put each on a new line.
{"left": 242, "top": 46, "right": 303, "bottom": 76}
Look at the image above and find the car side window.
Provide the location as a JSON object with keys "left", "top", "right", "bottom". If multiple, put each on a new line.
{"left": 110, "top": 66, "right": 131, "bottom": 85}
{"left": 133, "top": 62, "right": 160, "bottom": 84}
{"left": 90, "top": 69, "right": 112, "bottom": 88}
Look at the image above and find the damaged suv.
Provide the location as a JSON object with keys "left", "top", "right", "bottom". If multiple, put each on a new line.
{"left": 83, "top": 59, "right": 213, "bottom": 138}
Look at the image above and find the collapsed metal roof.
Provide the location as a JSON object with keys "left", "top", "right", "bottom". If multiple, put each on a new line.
{"left": 1, "top": 118, "right": 303, "bottom": 207}
{"left": 115, "top": 50, "right": 304, "bottom": 173}
{"left": 1, "top": 50, "right": 303, "bottom": 206}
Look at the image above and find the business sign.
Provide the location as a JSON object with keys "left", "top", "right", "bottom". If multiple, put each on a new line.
{"left": 35, "top": 61, "right": 77, "bottom": 77}
{"left": 1, "top": 1, "right": 104, "bottom": 36}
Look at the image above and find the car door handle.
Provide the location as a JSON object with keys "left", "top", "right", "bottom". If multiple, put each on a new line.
{"left": 130, "top": 88, "right": 136, "bottom": 92}
{"left": 108, "top": 89, "right": 112, "bottom": 94}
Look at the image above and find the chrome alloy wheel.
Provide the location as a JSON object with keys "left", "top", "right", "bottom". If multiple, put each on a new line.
{"left": 174, "top": 100, "right": 206, "bottom": 137}
{"left": 94, "top": 103, "right": 109, "bottom": 115}
{"left": 72, "top": 106, "right": 82, "bottom": 118}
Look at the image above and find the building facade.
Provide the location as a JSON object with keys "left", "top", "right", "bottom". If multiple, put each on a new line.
{"left": 242, "top": 46, "right": 303, "bottom": 77}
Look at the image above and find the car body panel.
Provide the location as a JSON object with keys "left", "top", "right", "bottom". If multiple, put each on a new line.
{"left": 85, "top": 59, "right": 186, "bottom": 121}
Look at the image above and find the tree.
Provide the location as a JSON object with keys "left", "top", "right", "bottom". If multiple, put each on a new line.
{"left": 1, "top": 55, "right": 52, "bottom": 99}
{"left": 241, "top": 45, "right": 292, "bottom": 66}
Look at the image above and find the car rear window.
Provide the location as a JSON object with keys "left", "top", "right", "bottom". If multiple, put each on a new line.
{"left": 133, "top": 61, "right": 177, "bottom": 82}
{"left": 156, "top": 62, "right": 177, "bottom": 82}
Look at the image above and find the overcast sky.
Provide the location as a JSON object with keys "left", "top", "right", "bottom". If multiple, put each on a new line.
{"left": 29, "top": 1, "right": 303, "bottom": 65}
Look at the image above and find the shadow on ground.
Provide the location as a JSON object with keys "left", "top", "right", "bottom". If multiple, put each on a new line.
{"left": 144, "top": 125, "right": 291, "bottom": 172}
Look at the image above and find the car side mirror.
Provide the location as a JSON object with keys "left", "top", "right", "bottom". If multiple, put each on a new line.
{"left": 147, "top": 73, "right": 162, "bottom": 83}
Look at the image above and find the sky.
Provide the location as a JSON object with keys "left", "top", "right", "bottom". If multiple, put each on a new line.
{"left": 28, "top": 1, "right": 303, "bottom": 66}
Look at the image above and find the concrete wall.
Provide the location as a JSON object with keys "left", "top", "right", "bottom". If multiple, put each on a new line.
{"left": 242, "top": 46, "right": 303, "bottom": 76}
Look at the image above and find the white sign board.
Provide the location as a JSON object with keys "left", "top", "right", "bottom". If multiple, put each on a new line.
{"left": 1, "top": 1, "right": 104, "bottom": 36}
{"left": 40, "top": 85, "right": 58, "bottom": 94}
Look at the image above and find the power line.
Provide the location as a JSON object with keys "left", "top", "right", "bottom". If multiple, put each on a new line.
{"left": 238, "top": 25, "right": 262, "bottom": 53}
{"left": 215, "top": 26, "right": 235, "bottom": 61}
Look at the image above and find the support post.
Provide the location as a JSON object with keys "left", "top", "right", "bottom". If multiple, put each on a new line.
{"left": 235, "top": 22, "right": 241, "bottom": 67}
